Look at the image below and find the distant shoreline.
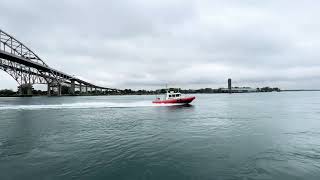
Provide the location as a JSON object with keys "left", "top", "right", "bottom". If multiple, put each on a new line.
{"left": 281, "top": 89, "right": 320, "bottom": 92}
{"left": 0, "top": 89, "right": 319, "bottom": 97}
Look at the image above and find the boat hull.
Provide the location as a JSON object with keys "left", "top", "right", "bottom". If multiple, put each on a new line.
{"left": 152, "top": 96, "right": 195, "bottom": 104}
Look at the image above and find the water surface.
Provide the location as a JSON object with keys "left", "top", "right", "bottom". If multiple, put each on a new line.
{"left": 0, "top": 92, "right": 320, "bottom": 180}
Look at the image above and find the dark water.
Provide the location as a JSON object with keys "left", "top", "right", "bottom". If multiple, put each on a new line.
{"left": 0, "top": 92, "right": 320, "bottom": 180}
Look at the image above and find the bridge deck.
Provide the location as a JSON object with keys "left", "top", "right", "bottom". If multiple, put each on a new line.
{"left": 0, "top": 50, "right": 117, "bottom": 91}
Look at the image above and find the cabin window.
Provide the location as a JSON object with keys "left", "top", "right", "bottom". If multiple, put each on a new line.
{"left": 169, "top": 95, "right": 172, "bottom": 97}
{"left": 176, "top": 94, "right": 180, "bottom": 97}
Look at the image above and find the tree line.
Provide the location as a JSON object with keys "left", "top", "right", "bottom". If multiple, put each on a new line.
{"left": 0, "top": 86, "right": 281, "bottom": 97}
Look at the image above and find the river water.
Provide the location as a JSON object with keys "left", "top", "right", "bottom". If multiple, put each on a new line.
{"left": 0, "top": 92, "right": 320, "bottom": 180}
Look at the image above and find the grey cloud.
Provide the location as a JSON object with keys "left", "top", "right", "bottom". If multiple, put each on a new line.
{"left": 1, "top": 0, "right": 320, "bottom": 90}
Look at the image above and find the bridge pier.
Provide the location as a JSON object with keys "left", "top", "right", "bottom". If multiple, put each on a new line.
{"left": 79, "top": 83, "right": 82, "bottom": 94}
{"left": 18, "top": 84, "right": 33, "bottom": 96}
{"left": 47, "top": 83, "right": 51, "bottom": 96}
{"left": 27, "top": 87, "right": 32, "bottom": 95}
{"left": 47, "top": 83, "right": 61, "bottom": 96}
{"left": 57, "top": 84, "right": 61, "bottom": 96}
{"left": 70, "top": 80, "right": 75, "bottom": 95}
{"left": 85, "top": 85, "right": 88, "bottom": 94}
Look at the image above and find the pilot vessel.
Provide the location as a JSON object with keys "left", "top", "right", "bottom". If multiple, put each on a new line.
{"left": 152, "top": 88, "right": 195, "bottom": 104}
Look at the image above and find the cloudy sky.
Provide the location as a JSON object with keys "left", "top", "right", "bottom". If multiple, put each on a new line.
{"left": 1, "top": 0, "right": 320, "bottom": 90}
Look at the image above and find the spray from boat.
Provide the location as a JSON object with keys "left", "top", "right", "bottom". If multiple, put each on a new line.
{"left": 0, "top": 101, "right": 187, "bottom": 110}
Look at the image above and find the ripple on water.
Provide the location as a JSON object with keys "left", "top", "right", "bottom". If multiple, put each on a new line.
{"left": 1, "top": 93, "right": 320, "bottom": 179}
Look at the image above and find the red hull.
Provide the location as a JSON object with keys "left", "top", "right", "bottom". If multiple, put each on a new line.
{"left": 152, "top": 96, "right": 195, "bottom": 104}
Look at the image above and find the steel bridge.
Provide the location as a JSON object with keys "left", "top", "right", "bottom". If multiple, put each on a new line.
{"left": 0, "top": 29, "right": 118, "bottom": 96}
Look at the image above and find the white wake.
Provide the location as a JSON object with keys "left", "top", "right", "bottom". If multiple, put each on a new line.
{"left": 0, "top": 101, "right": 184, "bottom": 110}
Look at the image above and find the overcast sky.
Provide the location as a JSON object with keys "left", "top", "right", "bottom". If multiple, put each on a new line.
{"left": 1, "top": 0, "right": 320, "bottom": 90}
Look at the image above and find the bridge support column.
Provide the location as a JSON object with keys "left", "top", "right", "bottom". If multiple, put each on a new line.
{"left": 27, "top": 86, "right": 32, "bottom": 96}
{"left": 57, "top": 84, "right": 61, "bottom": 96}
{"left": 79, "top": 83, "right": 82, "bottom": 94}
{"left": 90, "top": 86, "right": 93, "bottom": 94}
{"left": 95, "top": 87, "right": 97, "bottom": 95}
{"left": 18, "top": 84, "right": 33, "bottom": 96}
{"left": 85, "top": 86, "right": 88, "bottom": 94}
{"left": 70, "top": 80, "right": 75, "bottom": 95}
{"left": 47, "top": 84, "right": 51, "bottom": 96}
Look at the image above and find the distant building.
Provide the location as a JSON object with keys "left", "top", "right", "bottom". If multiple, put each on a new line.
{"left": 228, "top": 78, "right": 232, "bottom": 93}
{"left": 220, "top": 87, "right": 257, "bottom": 93}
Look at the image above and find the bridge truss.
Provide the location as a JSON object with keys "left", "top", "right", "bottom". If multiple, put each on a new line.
{"left": 0, "top": 29, "right": 118, "bottom": 95}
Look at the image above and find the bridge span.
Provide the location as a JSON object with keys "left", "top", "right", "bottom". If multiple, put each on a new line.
{"left": 0, "top": 29, "right": 119, "bottom": 96}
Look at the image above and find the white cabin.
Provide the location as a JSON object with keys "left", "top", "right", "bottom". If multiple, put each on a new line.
{"left": 165, "top": 91, "right": 182, "bottom": 100}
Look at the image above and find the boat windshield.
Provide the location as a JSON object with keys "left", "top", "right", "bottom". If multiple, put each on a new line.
{"left": 166, "top": 92, "right": 181, "bottom": 99}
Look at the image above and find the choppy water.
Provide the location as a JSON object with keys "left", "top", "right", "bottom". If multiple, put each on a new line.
{"left": 0, "top": 92, "right": 320, "bottom": 180}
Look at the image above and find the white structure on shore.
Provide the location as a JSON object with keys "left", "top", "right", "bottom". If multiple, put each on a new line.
{"left": 221, "top": 87, "right": 257, "bottom": 93}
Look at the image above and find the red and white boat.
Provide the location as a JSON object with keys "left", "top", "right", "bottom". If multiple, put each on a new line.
{"left": 152, "top": 89, "right": 195, "bottom": 104}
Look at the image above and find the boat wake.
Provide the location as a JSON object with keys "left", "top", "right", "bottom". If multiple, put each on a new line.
{"left": 0, "top": 101, "right": 185, "bottom": 110}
